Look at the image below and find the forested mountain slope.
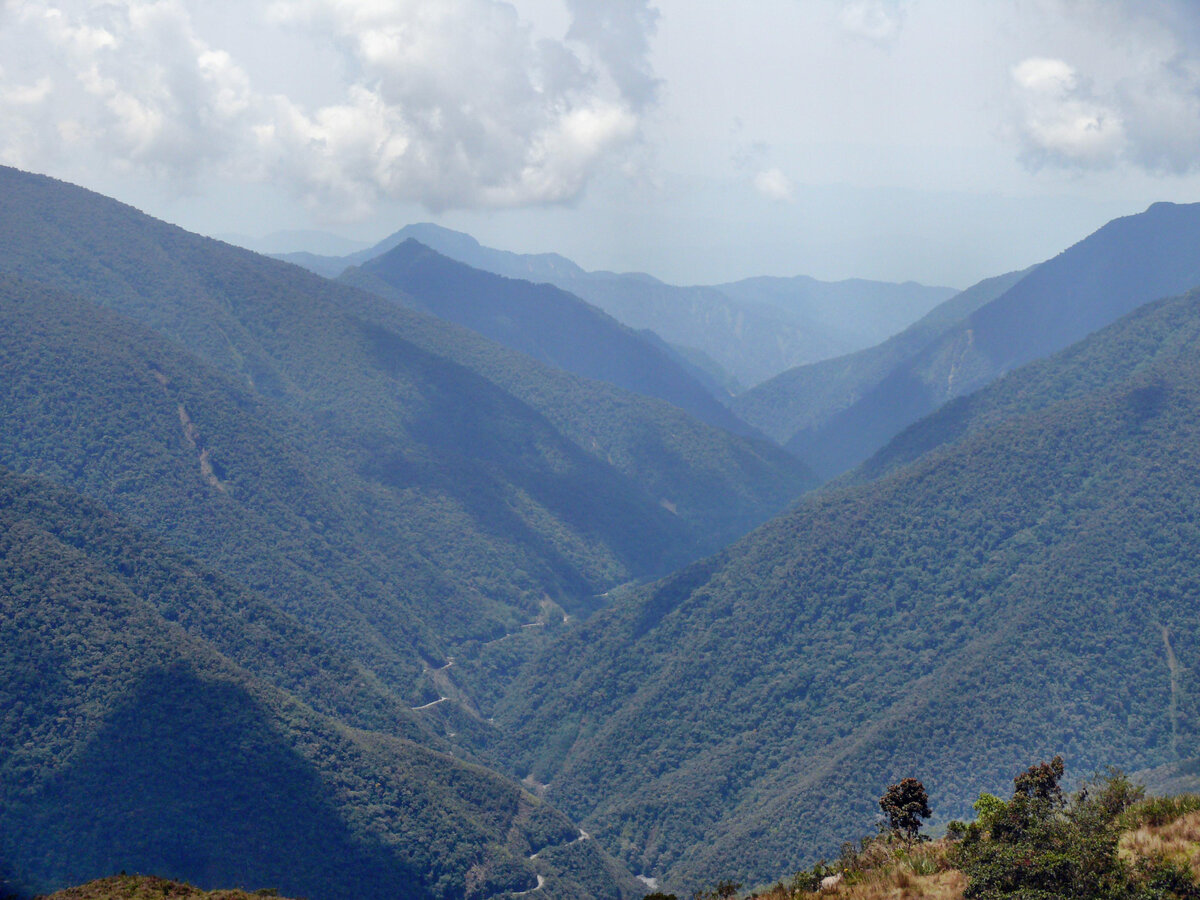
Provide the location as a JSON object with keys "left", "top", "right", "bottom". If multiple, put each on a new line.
{"left": 786, "top": 202, "right": 1200, "bottom": 478}
{"left": 0, "top": 272, "right": 677, "bottom": 685}
{"left": 0, "top": 167, "right": 811, "bottom": 631}
{"left": 338, "top": 239, "right": 756, "bottom": 436}
{"left": 0, "top": 168, "right": 813, "bottom": 898}
{"left": 0, "top": 467, "right": 638, "bottom": 900}
{"left": 492, "top": 287, "right": 1200, "bottom": 893}
{"left": 282, "top": 222, "right": 955, "bottom": 388}
{"left": 732, "top": 268, "right": 1031, "bottom": 446}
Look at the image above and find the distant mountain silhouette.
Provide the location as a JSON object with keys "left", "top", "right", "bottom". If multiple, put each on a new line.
{"left": 785, "top": 202, "right": 1200, "bottom": 479}
{"left": 340, "top": 239, "right": 759, "bottom": 437}
{"left": 281, "top": 223, "right": 956, "bottom": 388}
{"left": 733, "top": 267, "right": 1032, "bottom": 445}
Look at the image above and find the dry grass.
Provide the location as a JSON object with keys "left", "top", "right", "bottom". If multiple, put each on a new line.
{"left": 1119, "top": 808, "right": 1200, "bottom": 880}
{"left": 751, "top": 839, "right": 965, "bottom": 900}
{"left": 807, "top": 868, "right": 965, "bottom": 900}
{"left": 35, "top": 875, "right": 290, "bottom": 900}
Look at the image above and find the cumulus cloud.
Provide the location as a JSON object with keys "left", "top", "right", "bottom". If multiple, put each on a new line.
{"left": 753, "top": 167, "right": 794, "bottom": 202}
{"left": 838, "top": 0, "right": 909, "bottom": 45}
{"left": 564, "top": 0, "right": 661, "bottom": 112}
{"left": 0, "top": 1, "right": 258, "bottom": 177}
{"left": 1010, "top": 57, "right": 1125, "bottom": 169}
{"left": 1009, "top": 1, "right": 1200, "bottom": 175}
{"left": 0, "top": 0, "right": 659, "bottom": 214}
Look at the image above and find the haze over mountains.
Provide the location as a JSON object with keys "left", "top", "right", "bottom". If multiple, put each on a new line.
{"left": 5, "top": 163, "right": 1200, "bottom": 900}
{"left": 279, "top": 224, "right": 957, "bottom": 390}
{"left": 337, "top": 239, "right": 756, "bottom": 438}
{"left": 749, "top": 202, "right": 1200, "bottom": 479}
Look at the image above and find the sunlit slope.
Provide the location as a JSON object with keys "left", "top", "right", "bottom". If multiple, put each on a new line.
{"left": 494, "top": 288, "right": 1200, "bottom": 892}
{"left": 0, "top": 273, "right": 684, "bottom": 682}
{"left": 0, "top": 167, "right": 811, "bottom": 598}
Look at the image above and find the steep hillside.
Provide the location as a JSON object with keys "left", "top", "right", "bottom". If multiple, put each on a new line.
{"left": 491, "top": 288, "right": 1200, "bottom": 893}
{"left": 0, "top": 167, "right": 811, "bottom": 636}
{"left": 0, "top": 272, "right": 683, "bottom": 685}
{"left": 0, "top": 467, "right": 639, "bottom": 900}
{"left": 283, "top": 222, "right": 955, "bottom": 388}
{"left": 788, "top": 202, "right": 1200, "bottom": 478}
{"left": 733, "top": 268, "right": 1031, "bottom": 446}
{"left": 858, "top": 285, "right": 1200, "bottom": 482}
{"left": 338, "top": 240, "right": 756, "bottom": 436}
{"left": 713, "top": 274, "right": 955, "bottom": 365}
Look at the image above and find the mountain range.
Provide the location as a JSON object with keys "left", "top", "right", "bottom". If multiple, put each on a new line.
{"left": 0, "top": 166, "right": 810, "bottom": 900}
{"left": 746, "top": 202, "right": 1200, "bottom": 479}
{"left": 5, "top": 164, "right": 1200, "bottom": 900}
{"left": 278, "top": 224, "right": 956, "bottom": 389}
{"left": 337, "top": 238, "right": 755, "bottom": 438}
{"left": 488, "top": 283, "right": 1200, "bottom": 891}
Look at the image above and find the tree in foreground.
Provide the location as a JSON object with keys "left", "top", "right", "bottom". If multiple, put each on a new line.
{"left": 952, "top": 759, "right": 1200, "bottom": 899}
{"left": 879, "top": 777, "right": 932, "bottom": 841}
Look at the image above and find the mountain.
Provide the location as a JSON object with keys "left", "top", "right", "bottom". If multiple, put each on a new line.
{"left": 488, "top": 286, "right": 1200, "bottom": 893}
{"left": 0, "top": 269, "right": 682, "bottom": 686}
{"left": 0, "top": 167, "right": 811, "bottom": 896}
{"left": 0, "top": 466, "right": 638, "bottom": 900}
{"left": 713, "top": 274, "right": 958, "bottom": 365}
{"left": 0, "top": 167, "right": 811, "bottom": 646}
{"left": 732, "top": 268, "right": 1032, "bottom": 446}
{"left": 280, "top": 223, "right": 957, "bottom": 388}
{"left": 276, "top": 222, "right": 586, "bottom": 284}
{"left": 785, "top": 202, "right": 1200, "bottom": 479}
{"left": 337, "top": 239, "right": 757, "bottom": 437}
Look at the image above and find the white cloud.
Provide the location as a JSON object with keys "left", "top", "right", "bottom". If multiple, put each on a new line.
{"left": 1010, "top": 57, "right": 1125, "bottom": 169}
{"left": 753, "top": 167, "right": 794, "bottom": 202}
{"left": 0, "top": 0, "right": 660, "bottom": 214}
{"left": 839, "top": 0, "right": 908, "bottom": 45}
{"left": 1008, "top": 1, "right": 1200, "bottom": 175}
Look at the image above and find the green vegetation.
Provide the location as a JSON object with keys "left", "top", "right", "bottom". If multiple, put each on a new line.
{"left": 880, "top": 779, "right": 932, "bottom": 841}
{"left": 0, "top": 165, "right": 811, "bottom": 695}
{"left": 732, "top": 268, "right": 1029, "bottom": 448}
{"left": 340, "top": 239, "right": 756, "bottom": 438}
{"left": 494, "top": 284, "right": 1200, "bottom": 891}
{"left": 35, "top": 874, "right": 300, "bottom": 900}
{"left": 0, "top": 466, "right": 640, "bottom": 900}
{"left": 705, "top": 766, "right": 1200, "bottom": 900}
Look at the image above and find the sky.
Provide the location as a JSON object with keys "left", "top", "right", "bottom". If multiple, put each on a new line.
{"left": 3, "top": 0, "right": 1200, "bottom": 287}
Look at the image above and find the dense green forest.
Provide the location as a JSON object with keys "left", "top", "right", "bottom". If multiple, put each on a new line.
{"left": 5, "top": 164, "right": 1200, "bottom": 900}
{"left": 491, "top": 285, "right": 1200, "bottom": 892}
{"left": 0, "top": 466, "right": 639, "bottom": 900}
{"left": 0, "top": 166, "right": 811, "bottom": 900}
{"left": 0, "top": 167, "right": 811, "bottom": 676}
